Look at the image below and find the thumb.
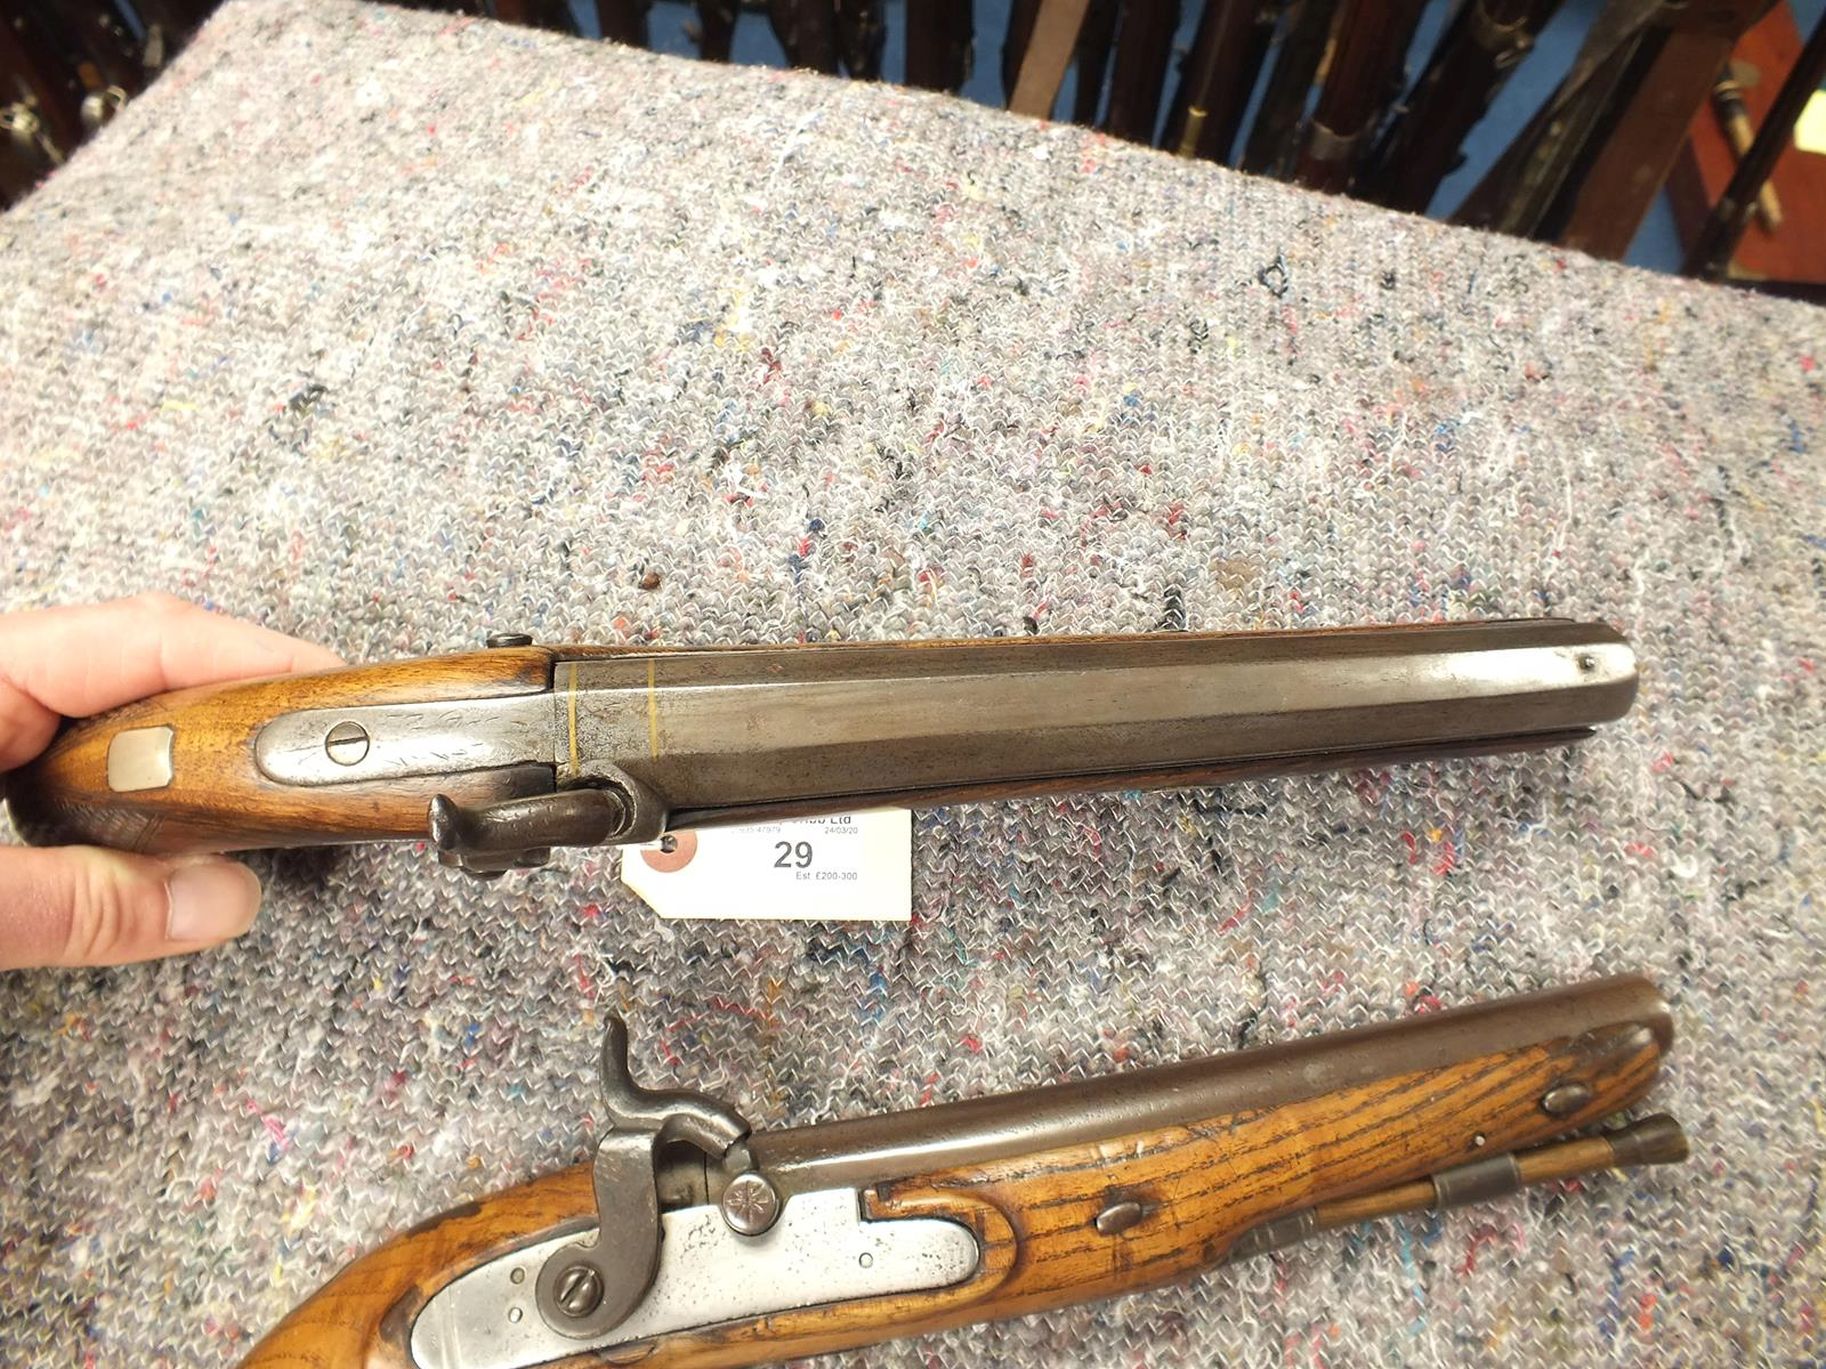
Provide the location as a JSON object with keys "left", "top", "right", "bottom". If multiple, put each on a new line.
{"left": 0, "top": 846, "right": 262, "bottom": 970}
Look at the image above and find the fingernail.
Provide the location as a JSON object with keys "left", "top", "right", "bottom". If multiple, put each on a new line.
{"left": 166, "top": 860, "right": 262, "bottom": 943}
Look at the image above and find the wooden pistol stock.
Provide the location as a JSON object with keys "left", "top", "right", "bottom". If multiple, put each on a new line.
{"left": 5, "top": 619, "right": 1637, "bottom": 875}
{"left": 240, "top": 974, "right": 1683, "bottom": 1369}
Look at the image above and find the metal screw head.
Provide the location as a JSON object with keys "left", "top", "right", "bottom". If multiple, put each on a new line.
{"left": 323, "top": 721, "right": 370, "bottom": 766}
{"left": 720, "top": 1171, "right": 781, "bottom": 1236}
{"left": 552, "top": 1263, "right": 604, "bottom": 1318}
{"left": 1094, "top": 1199, "right": 1145, "bottom": 1236}
{"left": 1577, "top": 653, "right": 1598, "bottom": 673}
{"left": 1541, "top": 1081, "right": 1595, "bottom": 1117}
{"left": 486, "top": 631, "right": 535, "bottom": 649}
{"left": 80, "top": 86, "right": 126, "bottom": 132}
{"left": 2, "top": 103, "right": 42, "bottom": 150}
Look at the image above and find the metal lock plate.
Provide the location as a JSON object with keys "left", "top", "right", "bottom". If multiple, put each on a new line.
{"left": 409, "top": 1189, "right": 979, "bottom": 1369}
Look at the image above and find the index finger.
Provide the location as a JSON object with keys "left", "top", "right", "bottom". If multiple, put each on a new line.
{"left": 0, "top": 593, "right": 344, "bottom": 771}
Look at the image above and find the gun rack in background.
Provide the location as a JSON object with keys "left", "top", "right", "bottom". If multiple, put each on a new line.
{"left": 2, "top": 0, "right": 1820, "bottom": 292}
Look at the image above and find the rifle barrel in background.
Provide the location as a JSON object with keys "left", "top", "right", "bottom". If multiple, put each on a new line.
{"left": 693, "top": 0, "right": 739, "bottom": 60}
{"left": 1073, "top": 0, "right": 1122, "bottom": 121}
{"left": 1360, "top": 0, "right": 1567, "bottom": 212}
{"left": 1452, "top": 0, "right": 1663, "bottom": 235}
{"left": 907, "top": 0, "right": 975, "bottom": 90}
{"left": 1240, "top": 0, "right": 1342, "bottom": 174}
{"left": 1103, "top": 0, "right": 1183, "bottom": 143}
{"left": 1293, "top": 0, "right": 1431, "bottom": 191}
{"left": 1164, "top": 0, "right": 1283, "bottom": 160}
{"left": 836, "top": 0, "right": 888, "bottom": 77}
{"left": 769, "top": 0, "right": 841, "bottom": 72}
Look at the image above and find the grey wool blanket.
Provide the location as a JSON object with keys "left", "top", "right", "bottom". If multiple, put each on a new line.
{"left": 1, "top": 2, "right": 1822, "bottom": 1364}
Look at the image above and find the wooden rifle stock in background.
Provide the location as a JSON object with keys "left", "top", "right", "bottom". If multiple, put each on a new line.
{"left": 5, "top": 619, "right": 1637, "bottom": 875}
{"left": 240, "top": 975, "right": 1685, "bottom": 1368}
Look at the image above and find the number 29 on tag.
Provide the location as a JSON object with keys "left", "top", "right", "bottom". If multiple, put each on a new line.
{"left": 619, "top": 810, "right": 912, "bottom": 921}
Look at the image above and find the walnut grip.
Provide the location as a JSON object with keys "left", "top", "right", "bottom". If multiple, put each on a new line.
{"left": 4, "top": 649, "right": 558, "bottom": 855}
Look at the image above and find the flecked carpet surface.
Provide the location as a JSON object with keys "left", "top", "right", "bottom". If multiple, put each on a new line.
{"left": 1, "top": 2, "right": 1821, "bottom": 1364}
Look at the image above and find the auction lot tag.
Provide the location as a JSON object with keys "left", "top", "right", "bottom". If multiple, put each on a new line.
{"left": 620, "top": 811, "right": 912, "bottom": 922}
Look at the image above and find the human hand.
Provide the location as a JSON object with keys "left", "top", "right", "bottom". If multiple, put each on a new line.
{"left": 0, "top": 594, "right": 342, "bottom": 970}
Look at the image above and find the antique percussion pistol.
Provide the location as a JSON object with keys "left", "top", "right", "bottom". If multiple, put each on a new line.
{"left": 241, "top": 975, "right": 1684, "bottom": 1368}
{"left": 6, "top": 619, "right": 1637, "bottom": 874}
